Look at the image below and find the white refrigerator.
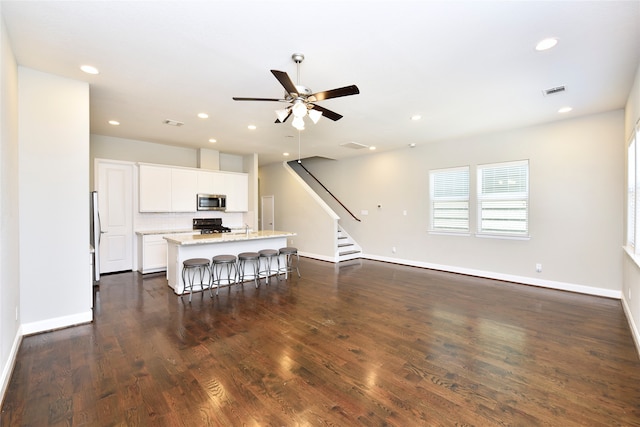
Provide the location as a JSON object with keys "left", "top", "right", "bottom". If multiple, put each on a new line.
{"left": 90, "top": 191, "right": 101, "bottom": 283}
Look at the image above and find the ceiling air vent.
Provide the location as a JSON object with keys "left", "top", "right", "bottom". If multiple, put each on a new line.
{"left": 340, "top": 141, "right": 368, "bottom": 150}
{"left": 163, "top": 119, "right": 184, "bottom": 127}
{"left": 542, "top": 85, "right": 566, "bottom": 96}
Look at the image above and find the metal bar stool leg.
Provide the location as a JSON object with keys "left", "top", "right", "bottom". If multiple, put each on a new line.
{"left": 258, "top": 249, "right": 279, "bottom": 285}
{"left": 211, "top": 255, "right": 238, "bottom": 296}
{"left": 278, "top": 247, "right": 300, "bottom": 279}
{"left": 181, "top": 258, "right": 211, "bottom": 302}
{"left": 238, "top": 252, "right": 260, "bottom": 288}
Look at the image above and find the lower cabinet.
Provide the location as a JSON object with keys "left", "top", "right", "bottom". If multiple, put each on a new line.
{"left": 138, "top": 234, "right": 168, "bottom": 274}
{"left": 137, "top": 232, "right": 197, "bottom": 274}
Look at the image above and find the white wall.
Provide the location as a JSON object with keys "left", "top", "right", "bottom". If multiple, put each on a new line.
{"left": 260, "top": 110, "right": 624, "bottom": 297}
{"left": 259, "top": 162, "right": 338, "bottom": 259}
{"left": 18, "top": 67, "right": 92, "bottom": 332}
{"left": 623, "top": 62, "right": 640, "bottom": 353}
{"left": 0, "top": 7, "right": 22, "bottom": 399}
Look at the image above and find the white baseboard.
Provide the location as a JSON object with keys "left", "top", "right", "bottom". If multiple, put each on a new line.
{"left": 622, "top": 297, "right": 640, "bottom": 358}
{"left": 0, "top": 326, "right": 23, "bottom": 405}
{"left": 363, "top": 253, "right": 622, "bottom": 299}
{"left": 21, "top": 310, "right": 93, "bottom": 336}
{"left": 299, "top": 251, "right": 336, "bottom": 263}
{"left": 302, "top": 251, "right": 621, "bottom": 299}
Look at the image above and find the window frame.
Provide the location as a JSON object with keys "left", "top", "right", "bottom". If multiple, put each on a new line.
{"left": 626, "top": 123, "right": 640, "bottom": 267}
{"left": 476, "top": 160, "right": 529, "bottom": 238}
{"left": 429, "top": 166, "right": 470, "bottom": 234}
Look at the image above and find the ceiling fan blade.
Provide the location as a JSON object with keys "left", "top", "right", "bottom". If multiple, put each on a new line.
{"left": 311, "top": 85, "right": 360, "bottom": 102}
{"left": 309, "top": 104, "right": 343, "bottom": 121}
{"left": 275, "top": 110, "right": 292, "bottom": 123}
{"left": 271, "top": 70, "right": 299, "bottom": 97}
{"left": 232, "top": 97, "right": 285, "bottom": 102}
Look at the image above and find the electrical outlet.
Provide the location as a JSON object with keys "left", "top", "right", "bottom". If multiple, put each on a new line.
{"left": 535, "top": 263, "right": 542, "bottom": 273}
{"left": 392, "top": 247, "right": 396, "bottom": 253}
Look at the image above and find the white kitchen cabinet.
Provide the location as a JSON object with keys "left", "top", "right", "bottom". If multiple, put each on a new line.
{"left": 197, "top": 170, "right": 216, "bottom": 194}
{"left": 171, "top": 168, "right": 198, "bottom": 212}
{"left": 139, "top": 164, "right": 171, "bottom": 212}
{"left": 140, "top": 163, "right": 247, "bottom": 212}
{"left": 139, "top": 164, "right": 198, "bottom": 212}
{"left": 137, "top": 234, "right": 168, "bottom": 274}
{"left": 197, "top": 170, "right": 248, "bottom": 212}
{"left": 225, "top": 172, "right": 249, "bottom": 212}
{"left": 210, "top": 171, "right": 230, "bottom": 195}
{"left": 137, "top": 231, "right": 197, "bottom": 274}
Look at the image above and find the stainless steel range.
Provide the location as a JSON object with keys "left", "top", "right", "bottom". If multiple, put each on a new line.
{"left": 193, "top": 218, "right": 231, "bottom": 234}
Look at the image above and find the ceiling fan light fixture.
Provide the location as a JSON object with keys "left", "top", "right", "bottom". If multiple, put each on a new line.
{"left": 308, "top": 108, "right": 322, "bottom": 124}
{"left": 275, "top": 108, "right": 289, "bottom": 122}
{"left": 292, "top": 116, "right": 305, "bottom": 130}
{"left": 292, "top": 100, "right": 307, "bottom": 118}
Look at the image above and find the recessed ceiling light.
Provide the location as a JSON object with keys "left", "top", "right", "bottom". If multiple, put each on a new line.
{"left": 197, "top": 113, "right": 209, "bottom": 119}
{"left": 108, "top": 120, "right": 120, "bottom": 126}
{"left": 248, "top": 125, "right": 257, "bottom": 130}
{"left": 208, "top": 138, "right": 217, "bottom": 143}
{"left": 535, "top": 37, "right": 558, "bottom": 51}
{"left": 283, "top": 152, "right": 290, "bottom": 157}
{"left": 80, "top": 65, "right": 99, "bottom": 75}
{"left": 410, "top": 114, "right": 422, "bottom": 121}
{"left": 409, "top": 143, "right": 416, "bottom": 148}
{"left": 558, "top": 106, "right": 573, "bottom": 113}
{"left": 369, "top": 146, "right": 376, "bottom": 151}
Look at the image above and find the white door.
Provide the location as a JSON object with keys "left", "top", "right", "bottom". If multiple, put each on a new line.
{"left": 261, "top": 195, "right": 274, "bottom": 231}
{"left": 97, "top": 160, "right": 134, "bottom": 273}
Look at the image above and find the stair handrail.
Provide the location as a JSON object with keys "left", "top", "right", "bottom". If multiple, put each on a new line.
{"left": 296, "top": 161, "right": 361, "bottom": 222}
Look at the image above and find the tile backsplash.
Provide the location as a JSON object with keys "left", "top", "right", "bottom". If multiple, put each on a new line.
{"left": 135, "top": 211, "right": 244, "bottom": 232}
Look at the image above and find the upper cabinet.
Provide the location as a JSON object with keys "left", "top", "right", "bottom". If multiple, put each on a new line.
{"left": 170, "top": 168, "right": 198, "bottom": 212}
{"left": 139, "top": 164, "right": 198, "bottom": 212}
{"left": 224, "top": 172, "right": 248, "bottom": 212}
{"left": 140, "top": 164, "right": 248, "bottom": 212}
{"left": 139, "top": 164, "right": 172, "bottom": 212}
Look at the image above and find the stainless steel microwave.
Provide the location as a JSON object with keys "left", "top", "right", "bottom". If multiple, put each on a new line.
{"left": 196, "top": 193, "right": 226, "bottom": 211}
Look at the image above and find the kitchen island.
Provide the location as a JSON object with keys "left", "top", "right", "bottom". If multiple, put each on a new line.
{"left": 164, "top": 230, "right": 295, "bottom": 295}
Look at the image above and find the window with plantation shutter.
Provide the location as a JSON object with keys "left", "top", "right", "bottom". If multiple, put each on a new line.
{"left": 628, "top": 136, "right": 636, "bottom": 249}
{"left": 477, "top": 160, "right": 529, "bottom": 237}
{"left": 429, "top": 166, "right": 469, "bottom": 232}
{"left": 627, "top": 124, "right": 640, "bottom": 257}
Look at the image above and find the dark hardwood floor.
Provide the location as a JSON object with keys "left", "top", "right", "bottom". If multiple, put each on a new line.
{"left": 2, "top": 258, "right": 640, "bottom": 426}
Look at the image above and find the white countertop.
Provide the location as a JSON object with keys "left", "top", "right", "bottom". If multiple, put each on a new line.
{"left": 164, "top": 230, "right": 295, "bottom": 246}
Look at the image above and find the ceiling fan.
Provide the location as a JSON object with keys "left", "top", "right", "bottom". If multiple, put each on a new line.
{"left": 232, "top": 53, "right": 360, "bottom": 130}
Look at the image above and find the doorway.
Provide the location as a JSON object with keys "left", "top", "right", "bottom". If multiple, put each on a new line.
{"left": 261, "top": 195, "right": 274, "bottom": 231}
{"left": 96, "top": 159, "right": 134, "bottom": 273}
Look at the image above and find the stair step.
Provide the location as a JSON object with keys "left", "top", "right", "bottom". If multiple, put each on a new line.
{"left": 338, "top": 243, "right": 353, "bottom": 248}
{"left": 339, "top": 250, "right": 361, "bottom": 256}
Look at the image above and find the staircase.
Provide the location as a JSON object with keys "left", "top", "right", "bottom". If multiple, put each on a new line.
{"left": 337, "top": 225, "right": 362, "bottom": 262}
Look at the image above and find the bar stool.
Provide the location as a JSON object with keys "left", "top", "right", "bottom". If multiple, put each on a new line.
{"left": 210, "top": 254, "right": 238, "bottom": 295}
{"left": 278, "top": 247, "right": 300, "bottom": 279}
{"left": 258, "top": 249, "right": 279, "bottom": 284}
{"left": 237, "top": 252, "right": 260, "bottom": 288}
{"left": 182, "top": 258, "right": 211, "bottom": 302}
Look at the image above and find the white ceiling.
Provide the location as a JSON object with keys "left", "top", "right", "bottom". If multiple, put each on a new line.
{"left": 2, "top": 1, "right": 639, "bottom": 166}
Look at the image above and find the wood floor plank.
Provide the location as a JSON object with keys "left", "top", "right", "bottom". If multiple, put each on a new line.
{"left": 2, "top": 258, "right": 640, "bottom": 425}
